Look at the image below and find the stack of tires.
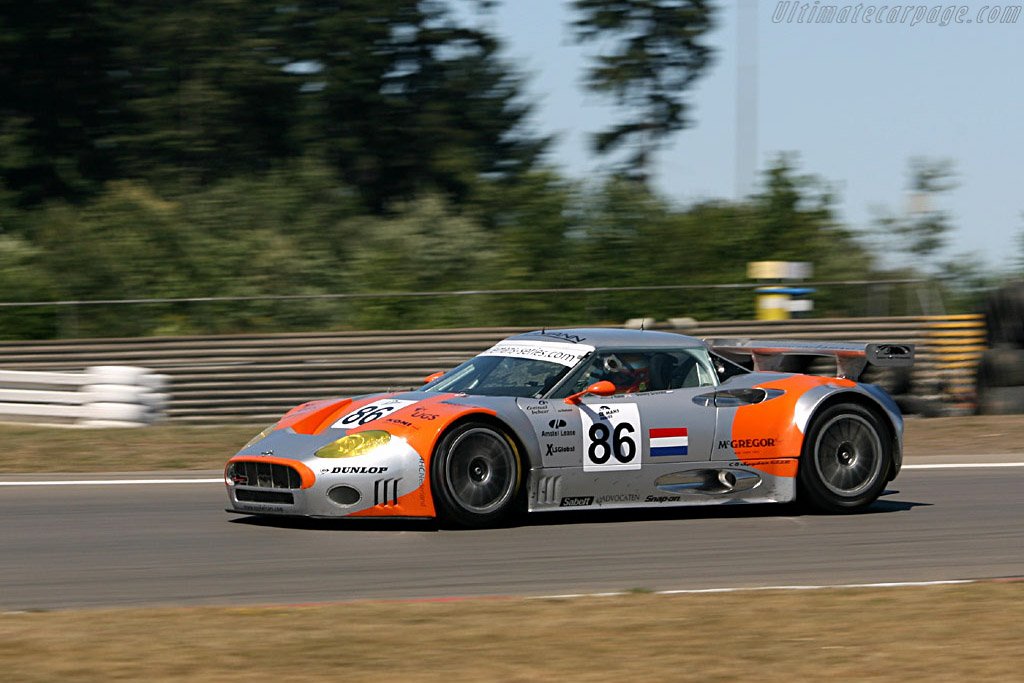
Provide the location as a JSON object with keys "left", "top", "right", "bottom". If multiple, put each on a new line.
{"left": 80, "top": 366, "right": 170, "bottom": 427}
{"left": 976, "top": 282, "right": 1024, "bottom": 415}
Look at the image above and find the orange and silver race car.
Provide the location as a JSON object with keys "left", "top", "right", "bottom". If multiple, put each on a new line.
{"left": 225, "top": 328, "right": 913, "bottom": 527}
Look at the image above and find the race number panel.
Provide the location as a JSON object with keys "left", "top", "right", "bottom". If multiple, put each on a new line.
{"left": 581, "top": 403, "right": 642, "bottom": 472}
{"left": 331, "top": 399, "right": 417, "bottom": 429}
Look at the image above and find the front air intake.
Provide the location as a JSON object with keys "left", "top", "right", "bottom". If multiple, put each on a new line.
{"left": 228, "top": 460, "right": 303, "bottom": 489}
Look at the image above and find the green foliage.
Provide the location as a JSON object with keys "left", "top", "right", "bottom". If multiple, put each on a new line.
{"left": 0, "top": 234, "right": 59, "bottom": 339}
{"left": 0, "top": 0, "right": 545, "bottom": 213}
{"left": 0, "top": 2, "right": 1001, "bottom": 338}
{"left": 572, "top": 0, "right": 716, "bottom": 178}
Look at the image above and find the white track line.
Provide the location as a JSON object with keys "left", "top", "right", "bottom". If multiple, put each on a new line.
{"left": 0, "top": 478, "right": 223, "bottom": 486}
{"left": 1, "top": 462, "right": 1022, "bottom": 486}
{"left": 532, "top": 579, "right": 984, "bottom": 600}
{"left": 903, "top": 462, "right": 1024, "bottom": 469}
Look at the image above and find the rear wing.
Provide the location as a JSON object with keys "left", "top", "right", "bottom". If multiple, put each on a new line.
{"left": 704, "top": 339, "right": 915, "bottom": 381}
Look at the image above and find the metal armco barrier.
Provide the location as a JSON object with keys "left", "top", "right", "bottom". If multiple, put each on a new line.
{"left": 0, "top": 317, "right": 985, "bottom": 423}
{"left": 0, "top": 366, "right": 170, "bottom": 426}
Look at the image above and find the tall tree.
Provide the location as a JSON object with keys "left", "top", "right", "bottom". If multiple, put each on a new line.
{"left": 572, "top": 0, "right": 715, "bottom": 180}
{"left": 0, "top": 0, "right": 126, "bottom": 205}
{"left": 287, "top": 0, "right": 547, "bottom": 211}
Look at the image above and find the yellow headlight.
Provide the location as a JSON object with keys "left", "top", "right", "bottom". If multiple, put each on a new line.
{"left": 315, "top": 431, "right": 391, "bottom": 459}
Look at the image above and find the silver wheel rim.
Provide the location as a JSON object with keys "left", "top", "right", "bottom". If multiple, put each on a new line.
{"left": 813, "top": 414, "right": 883, "bottom": 497}
{"left": 444, "top": 428, "right": 516, "bottom": 514}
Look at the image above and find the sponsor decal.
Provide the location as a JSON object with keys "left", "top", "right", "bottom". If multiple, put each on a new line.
{"left": 332, "top": 399, "right": 416, "bottom": 429}
{"left": 321, "top": 466, "right": 390, "bottom": 475}
{"left": 598, "top": 493, "right": 640, "bottom": 504}
{"left": 540, "top": 418, "right": 577, "bottom": 438}
{"left": 241, "top": 504, "right": 285, "bottom": 513}
{"left": 410, "top": 407, "right": 438, "bottom": 421}
{"left": 718, "top": 438, "right": 776, "bottom": 450}
{"left": 645, "top": 495, "right": 681, "bottom": 504}
{"left": 383, "top": 417, "right": 417, "bottom": 430}
{"left": 417, "top": 458, "right": 427, "bottom": 505}
{"left": 729, "top": 459, "right": 789, "bottom": 468}
{"left": 545, "top": 443, "right": 576, "bottom": 456}
{"left": 649, "top": 427, "right": 688, "bottom": 457}
{"left": 525, "top": 331, "right": 587, "bottom": 344}
{"left": 480, "top": 340, "right": 594, "bottom": 367}
{"left": 559, "top": 496, "right": 594, "bottom": 507}
{"left": 525, "top": 401, "right": 551, "bottom": 416}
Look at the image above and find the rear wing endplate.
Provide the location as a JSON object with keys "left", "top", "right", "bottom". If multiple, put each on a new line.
{"left": 704, "top": 339, "right": 915, "bottom": 381}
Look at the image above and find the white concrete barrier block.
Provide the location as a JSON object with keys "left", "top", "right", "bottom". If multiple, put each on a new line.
{"left": 87, "top": 366, "right": 148, "bottom": 385}
{"left": 85, "top": 401, "right": 150, "bottom": 423}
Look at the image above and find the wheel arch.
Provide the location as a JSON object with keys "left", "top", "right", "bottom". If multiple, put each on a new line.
{"left": 432, "top": 412, "right": 527, "bottom": 469}
{"left": 428, "top": 412, "right": 527, "bottom": 527}
{"left": 800, "top": 390, "right": 901, "bottom": 482}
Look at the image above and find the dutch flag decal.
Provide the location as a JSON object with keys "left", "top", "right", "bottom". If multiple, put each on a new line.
{"left": 650, "top": 428, "right": 688, "bottom": 457}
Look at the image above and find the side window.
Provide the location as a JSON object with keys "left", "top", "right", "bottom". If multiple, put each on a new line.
{"left": 652, "top": 349, "right": 717, "bottom": 389}
{"left": 561, "top": 348, "right": 717, "bottom": 395}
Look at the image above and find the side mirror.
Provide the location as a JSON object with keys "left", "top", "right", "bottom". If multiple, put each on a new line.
{"left": 423, "top": 371, "right": 445, "bottom": 384}
{"left": 564, "top": 380, "right": 617, "bottom": 404}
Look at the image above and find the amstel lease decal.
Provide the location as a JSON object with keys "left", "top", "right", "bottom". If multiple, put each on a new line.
{"left": 479, "top": 340, "right": 595, "bottom": 367}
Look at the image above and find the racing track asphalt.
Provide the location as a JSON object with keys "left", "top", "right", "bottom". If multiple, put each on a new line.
{"left": 2, "top": 460, "right": 1023, "bottom": 611}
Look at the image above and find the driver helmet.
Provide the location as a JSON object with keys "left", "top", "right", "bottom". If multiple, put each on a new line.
{"left": 601, "top": 353, "right": 651, "bottom": 392}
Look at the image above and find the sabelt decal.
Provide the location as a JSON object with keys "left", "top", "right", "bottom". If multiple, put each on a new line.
{"left": 560, "top": 496, "right": 594, "bottom": 507}
{"left": 331, "top": 398, "right": 417, "bottom": 429}
{"left": 582, "top": 403, "right": 641, "bottom": 472}
{"left": 650, "top": 427, "right": 688, "bottom": 457}
{"left": 479, "top": 340, "right": 595, "bottom": 367}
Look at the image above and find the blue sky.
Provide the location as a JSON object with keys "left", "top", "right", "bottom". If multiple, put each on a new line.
{"left": 479, "top": 1, "right": 1024, "bottom": 271}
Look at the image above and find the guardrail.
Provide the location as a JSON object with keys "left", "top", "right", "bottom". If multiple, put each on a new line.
{"left": 0, "top": 366, "right": 170, "bottom": 427}
{"left": 0, "top": 316, "right": 985, "bottom": 423}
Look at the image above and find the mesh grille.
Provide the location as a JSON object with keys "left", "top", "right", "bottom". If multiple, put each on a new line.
{"left": 228, "top": 461, "right": 302, "bottom": 489}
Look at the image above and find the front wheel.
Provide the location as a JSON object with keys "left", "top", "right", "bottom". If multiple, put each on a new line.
{"left": 798, "top": 403, "right": 892, "bottom": 513}
{"left": 430, "top": 422, "right": 522, "bottom": 527}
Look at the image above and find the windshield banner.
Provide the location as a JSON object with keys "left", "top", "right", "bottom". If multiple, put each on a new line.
{"left": 479, "top": 340, "right": 594, "bottom": 367}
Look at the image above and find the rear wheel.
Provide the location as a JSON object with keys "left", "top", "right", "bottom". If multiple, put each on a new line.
{"left": 798, "top": 403, "right": 891, "bottom": 512}
{"left": 430, "top": 422, "right": 522, "bottom": 527}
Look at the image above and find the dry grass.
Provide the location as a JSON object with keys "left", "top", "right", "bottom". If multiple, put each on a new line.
{"left": 2, "top": 583, "right": 1023, "bottom": 682}
{"left": 0, "top": 414, "right": 1021, "bottom": 474}
{"left": 0, "top": 423, "right": 260, "bottom": 473}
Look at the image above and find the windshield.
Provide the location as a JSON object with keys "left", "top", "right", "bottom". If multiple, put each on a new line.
{"left": 423, "top": 355, "right": 575, "bottom": 398}
{"left": 423, "top": 338, "right": 594, "bottom": 398}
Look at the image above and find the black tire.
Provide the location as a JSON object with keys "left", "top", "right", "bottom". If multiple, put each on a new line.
{"left": 430, "top": 422, "right": 522, "bottom": 528}
{"left": 798, "top": 403, "right": 892, "bottom": 513}
{"left": 976, "top": 347, "right": 1024, "bottom": 389}
{"left": 976, "top": 384, "right": 1024, "bottom": 415}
